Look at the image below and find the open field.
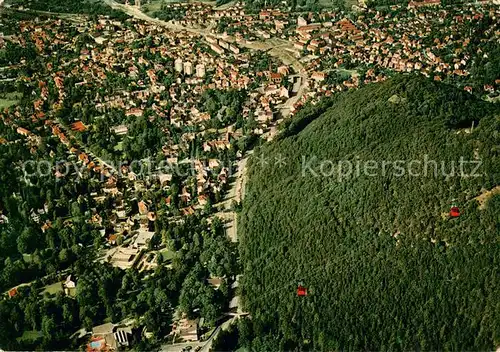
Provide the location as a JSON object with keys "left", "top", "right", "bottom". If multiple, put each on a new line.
{"left": 0, "top": 92, "right": 21, "bottom": 109}
{"left": 16, "top": 330, "right": 42, "bottom": 342}
{"left": 335, "top": 68, "right": 358, "bottom": 76}
{"left": 41, "top": 282, "right": 64, "bottom": 296}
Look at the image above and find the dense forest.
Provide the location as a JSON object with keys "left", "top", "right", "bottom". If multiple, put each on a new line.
{"left": 237, "top": 76, "right": 500, "bottom": 350}
{"left": 6, "top": 0, "right": 129, "bottom": 19}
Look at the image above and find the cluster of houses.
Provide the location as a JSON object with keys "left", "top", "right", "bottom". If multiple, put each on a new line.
{"left": 149, "top": 1, "right": 293, "bottom": 42}
{"left": 287, "top": 1, "right": 500, "bottom": 107}
{"left": 203, "top": 2, "right": 297, "bottom": 41}
{"left": 1, "top": 11, "right": 296, "bottom": 245}
{"left": 212, "top": 4, "right": 296, "bottom": 41}
{"left": 154, "top": 1, "right": 216, "bottom": 29}
{"left": 169, "top": 0, "right": 500, "bottom": 112}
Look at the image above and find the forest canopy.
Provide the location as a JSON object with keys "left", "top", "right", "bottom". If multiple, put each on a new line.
{"left": 6, "top": 0, "right": 129, "bottom": 19}
{"left": 238, "top": 76, "right": 500, "bottom": 351}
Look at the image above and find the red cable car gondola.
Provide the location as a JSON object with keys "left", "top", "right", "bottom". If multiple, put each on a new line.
{"left": 297, "top": 285, "right": 307, "bottom": 296}
{"left": 449, "top": 206, "right": 460, "bottom": 217}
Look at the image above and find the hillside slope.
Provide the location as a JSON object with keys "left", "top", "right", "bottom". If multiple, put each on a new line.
{"left": 239, "top": 76, "right": 500, "bottom": 350}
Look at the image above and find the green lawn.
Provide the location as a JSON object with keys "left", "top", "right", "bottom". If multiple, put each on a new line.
{"left": 16, "top": 330, "right": 42, "bottom": 342}
{"left": 114, "top": 141, "right": 124, "bottom": 151}
{"left": 0, "top": 92, "right": 21, "bottom": 109}
{"left": 335, "top": 68, "right": 358, "bottom": 77}
{"left": 41, "top": 282, "right": 64, "bottom": 296}
{"left": 316, "top": 0, "right": 358, "bottom": 9}
{"left": 0, "top": 98, "right": 19, "bottom": 109}
{"left": 67, "top": 286, "right": 77, "bottom": 297}
{"left": 160, "top": 248, "right": 175, "bottom": 262}
{"left": 41, "top": 280, "right": 77, "bottom": 297}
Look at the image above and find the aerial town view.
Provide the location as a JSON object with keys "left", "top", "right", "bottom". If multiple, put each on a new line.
{"left": 0, "top": 0, "right": 498, "bottom": 349}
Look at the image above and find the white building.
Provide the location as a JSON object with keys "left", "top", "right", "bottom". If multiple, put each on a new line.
{"left": 184, "top": 61, "right": 193, "bottom": 75}
{"left": 174, "top": 58, "right": 183, "bottom": 73}
{"left": 196, "top": 64, "right": 206, "bottom": 78}
{"left": 229, "top": 44, "right": 240, "bottom": 54}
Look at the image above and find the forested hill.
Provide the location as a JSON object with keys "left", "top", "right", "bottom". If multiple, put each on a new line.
{"left": 5, "top": 0, "right": 129, "bottom": 19}
{"left": 238, "top": 76, "right": 500, "bottom": 351}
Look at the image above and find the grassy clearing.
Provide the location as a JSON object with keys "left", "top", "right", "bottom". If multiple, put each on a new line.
{"left": 41, "top": 282, "right": 64, "bottom": 296}
{"left": 316, "top": 0, "right": 358, "bottom": 9}
{"left": 67, "top": 287, "right": 77, "bottom": 297}
{"left": 16, "top": 330, "right": 42, "bottom": 342}
{"left": 344, "top": 0, "right": 359, "bottom": 8}
{"left": 0, "top": 98, "right": 19, "bottom": 109}
{"left": 160, "top": 248, "right": 175, "bottom": 261}
{"left": 317, "top": 0, "right": 335, "bottom": 7}
{"left": 335, "top": 68, "right": 358, "bottom": 77}
{"left": 0, "top": 92, "right": 22, "bottom": 109}
{"left": 114, "top": 141, "right": 124, "bottom": 152}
